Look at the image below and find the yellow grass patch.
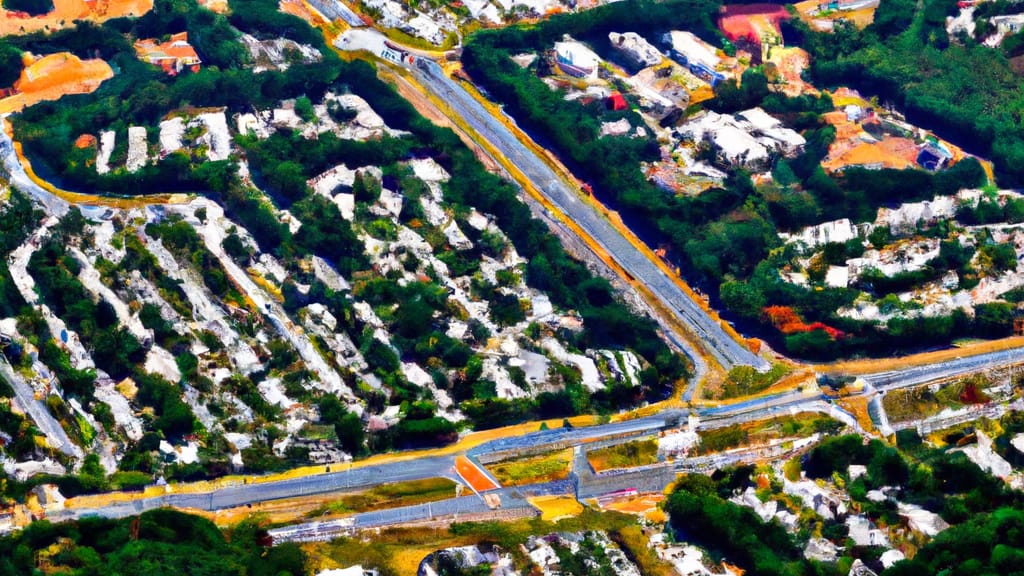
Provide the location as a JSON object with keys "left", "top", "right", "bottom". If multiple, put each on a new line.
{"left": 587, "top": 439, "right": 658, "bottom": 473}
{"left": 695, "top": 412, "right": 843, "bottom": 454}
{"left": 792, "top": 0, "right": 876, "bottom": 30}
{"left": 486, "top": 448, "right": 572, "bottom": 486}
{"left": 645, "top": 508, "right": 667, "bottom": 524}
{"left": 613, "top": 524, "right": 677, "bottom": 576}
{"left": 249, "top": 270, "right": 283, "bottom": 300}
{"left": 528, "top": 495, "right": 583, "bottom": 521}
{"left": 601, "top": 493, "right": 665, "bottom": 515}
{"left": 836, "top": 395, "right": 875, "bottom": 434}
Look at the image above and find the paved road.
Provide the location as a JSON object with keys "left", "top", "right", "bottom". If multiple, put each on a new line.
{"left": 468, "top": 413, "right": 678, "bottom": 457}
{"left": 56, "top": 411, "right": 683, "bottom": 521}
{"left": 859, "top": 346, "right": 1024, "bottom": 390}
{"left": 697, "top": 389, "right": 818, "bottom": 418}
{"left": 270, "top": 484, "right": 542, "bottom": 543}
{"left": 49, "top": 399, "right": 796, "bottom": 522}
{"left": 0, "top": 356, "right": 80, "bottom": 458}
{"left": 51, "top": 455, "right": 458, "bottom": 521}
{"left": 401, "top": 55, "right": 766, "bottom": 372}
{"left": 47, "top": 342, "right": 1024, "bottom": 523}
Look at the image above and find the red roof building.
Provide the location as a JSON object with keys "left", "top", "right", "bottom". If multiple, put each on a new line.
{"left": 607, "top": 92, "right": 627, "bottom": 111}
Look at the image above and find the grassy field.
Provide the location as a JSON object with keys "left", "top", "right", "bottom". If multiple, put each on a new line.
{"left": 307, "top": 478, "right": 458, "bottom": 517}
{"left": 587, "top": 439, "right": 659, "bottom": 472}
{"left": 709, "top": 363, "right": 793, "bottom": 400}
{"left": 694, "top": 414, "right": 843, "bottom": 455}
{"left": 486, "top": 449, "right": 573, "bottom": 486}
{"left": 883, "top": 374, "right": 993, "bottom": 423}
{"left": 305, "top": 508, "right": 670, "bottom": 576}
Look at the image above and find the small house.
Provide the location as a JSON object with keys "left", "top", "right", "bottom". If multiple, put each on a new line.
{"left": 606, "top": 92, "right": 627, "bottom": 111}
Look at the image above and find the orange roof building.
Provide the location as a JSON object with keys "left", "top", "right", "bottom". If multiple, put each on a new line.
{"left": 134, "top": 32, "right": 201, "bottom": 75}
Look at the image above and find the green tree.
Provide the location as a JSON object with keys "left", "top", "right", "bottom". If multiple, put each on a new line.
{"left": 0, "top": 41, "right": 22, "bottom": 87}
{"left": 2, "top": 0, "right": 53, "bottom": 16}
{"left": 719, "top": 280, "right": 766, "bottom": 319}
{"left": 334, "top": 412, "right": 365, "bottom": 455}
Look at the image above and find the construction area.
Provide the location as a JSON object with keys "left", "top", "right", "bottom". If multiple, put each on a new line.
{"left": 792, "top": 0, "right": 880, "bottom": 31}
{"left": 820, "top": 87, "right": 969, "bottom": 173}
{"left": 0, "top": 52, "right": 113, "bottom": 114}
{"left": 0, "top": 0, "right": 151, "bottom": 35}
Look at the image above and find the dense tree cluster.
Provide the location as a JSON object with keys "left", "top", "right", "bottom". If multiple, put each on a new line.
{"left": 461, "top": 0, "right": 996, "bottom": 359}
{"left": 0, "top": 510, "right": 306, "bottom": 576}
{"left": 668, "top": 430, "right": 1024, "bottom": 576}
{"left": 0, "top": 189, "right": 39, "bottom": 318}
{"left": 1, "top": 0, "right": 52, "bottom": 16}
{"left": 11, "top": 0, "right": 345, "bottom": 195}
{"left": 885, "top": 507, "right": 1024, "bottom": 576}
{"left": 804, "top": 434, "right": 1023, "bottom": 522}
{"left": 666, "top": 474, "right": 826, "bottom": 576}
{"left": 28, "top": 218, "right": 145, "bottom": 384}
{"left": 796, "top": 0, "right": 1024, "bottom": 185}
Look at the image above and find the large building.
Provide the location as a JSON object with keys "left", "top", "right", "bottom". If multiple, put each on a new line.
{"left": 678, "top": 107, "right": 806, "bottom": 170}
{"left": 134, "top": 32, "right": 202, "bottom": 76}
{"left": 553, "top": 39, "right": 600, "bottom": 79}
{"left": 608, "top": 31, "right": 663, "bottom": 68}
{"left": 662, "top": 30, "right": 726, "bottom": 87}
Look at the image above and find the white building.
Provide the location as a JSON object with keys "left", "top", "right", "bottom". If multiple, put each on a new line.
{"left": 608, "top": 32, "right": 662, "bottom": 68}
{"left": 554, "top": 38, "right": 601, "bottom": 80}
{"left": 664, "top": 30, "right": 720, "bottom": 69}
{"left": 678, "top": 108, "right": 805, "bottom": 169}
{"left": 992, "top": 13, "right": 1024, "bottom": 35}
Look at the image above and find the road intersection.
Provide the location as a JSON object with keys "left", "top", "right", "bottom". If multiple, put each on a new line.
{"left": 4, "top": 17, "right": 1024, "bottom": 537}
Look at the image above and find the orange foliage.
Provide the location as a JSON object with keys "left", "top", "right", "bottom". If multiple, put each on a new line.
{"left": 763, "top": 305, "right": 844, "bottom": 338}
{"left": 718, "top": 3, "right": 789, "bottom": 42}
{"left": 74, "top": 134, "right": 96, "bottom": 148}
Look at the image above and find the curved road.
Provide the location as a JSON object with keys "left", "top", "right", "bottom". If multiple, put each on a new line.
{"left": 0, "top": 128, "right": 68, "bottom": 216}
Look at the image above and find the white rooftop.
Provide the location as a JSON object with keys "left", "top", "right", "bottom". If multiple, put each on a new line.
{"left": 554, "top": 39, "right": 600, "bottom": 70}
{"left": 665, "top": 30, "right": 720, "bottom": 68}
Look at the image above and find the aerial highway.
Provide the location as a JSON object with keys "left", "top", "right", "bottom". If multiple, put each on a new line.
{"left": 398, "top": 51, "right": 768, "bottom": 373}
{"left": 49, "top": 455, "right": 460, "bottom": 521}
{"left": 860, "top": 346, "right": 1024, "bottom": 390}
{"left": 49, "top": 391, "right": 835, "bottom": 523}
{"left": 332, "top": 28, "right": 746, "bottom": 374}
{"left": 8, "top": 16, "right": 1024, "bottom": 539}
